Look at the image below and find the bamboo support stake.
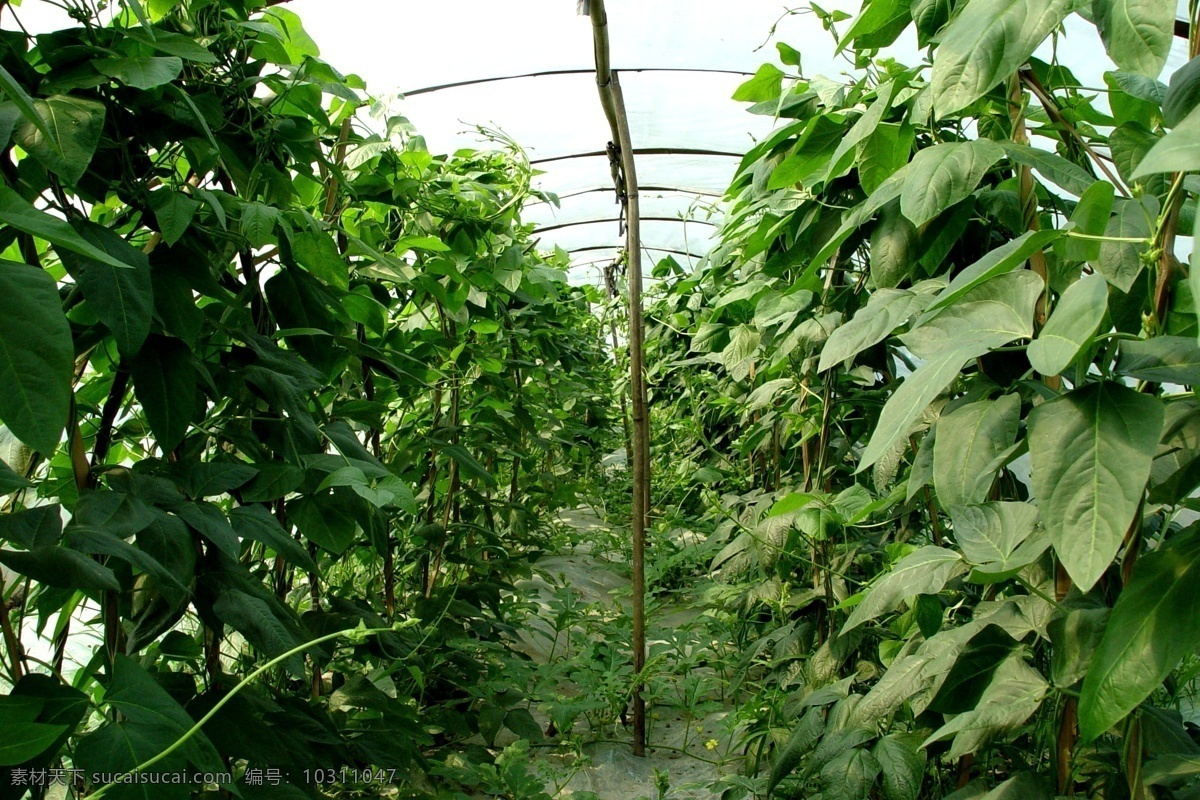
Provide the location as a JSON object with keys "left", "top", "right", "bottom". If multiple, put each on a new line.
{"left": 587, "top": 0, "right": 649, "bottom": 757}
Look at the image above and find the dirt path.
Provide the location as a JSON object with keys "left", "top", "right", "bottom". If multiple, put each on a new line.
{"left": 509, "top": 506, "right": 738, "bottom": 800}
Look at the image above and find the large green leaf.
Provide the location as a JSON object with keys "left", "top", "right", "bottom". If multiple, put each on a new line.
{"left": 0, "top": 262, "right": 73, "bottom": 454}
{"left": 871, "top": 200, "right": 918, "bottom": 288}
{"left": 1150, "top": 399, "right": 1200, "bottom": 504}
{"left": 0, "top": 722, "right": 67, "bottom": 765}
{"left": 933, "top": 394, "right": 1020, "bottom": 507}
{"left": 60, "top": 222, "right": 154, "bottom": 355}
{"left": 1094, "top": 0, "right": 1175, "bottom": 79}
{"left": 1064, "top": 181, "right": 1116, "bottom": 262}
{"left": 872, "top": 733, "right": 926, "bottom": 800}
{"left": 212, "top": 588, "right": 308, "bottom": 676}
{"left": 819, "top": 288, "right": 923, "bottom": 372}
{"left": 1116, "top": 336, "right": 1200, "bottom": 384}
{"left": 923, "top": 654, "right": 1047, "bottom": 759}
{"left": 1028, "top": 272, "right": 1109, "bottom": 376}
{"left": 931, "top": 0, "right": 1075, "bottom": 117}
{"left": 12, "top": 95, "right": 106, "bottom": 185}
{"left": 842, "top": 546, "right": 966, "bottom": 632}
{"left": 228, "top": 505, "right": 319, "bottom": 573}
{"left": 928, "top": 624, "right": 1020, "bottom": 714}
{"left": 0, "top": 546, "right": 119, "bottom": 591}
{"left": 769, "top": 708, "right": 824, "bottom": 796}
{"left": 88, "top": 655, "right": 222, "bottom": 772}
{"left": 923, "top": 229, "right": 1059, "bottom": 314}
{"left": 1079, "top": 525, "right": 1200, "bottom": 741}
{"left": 903, "top": 271, "right": 1042, "bottom": 359}
{"left": 859, "top": 122, "right": 915, "bottom": 194}
{"left": 900, "top": 139, "right": 1005, "bottom": 227}
{"left": 1132, "top": 105, "right": 1200, "bottom": 178}
{"left": 0, "top": 504, "right": 62, "bottom": 549}
{"left": 130, "top": 336, "right": 197, "bottom": 452}
{"left": 949, "top": 502, "right": 1046, "bottom": 579}
{"left": 1092, "top": 197, "right": 1153, "bottom": 292}
{"left": 0, "top": 187, "right": 137, "bottom": 272}
{"left": 95, "top": 56, "right": 183, "bottom": 90}
{"left": 65, "top": 525, "right": 187, "bottom": 595}
{"left": 820, "top": 747, "right": 880, "bottom": 800}
{"left": 286, "top": 492, "right": 358, "bottom": 554}
{"left": 826, "top": 82, "right": 897, "bottom": 182}
{"left": 1164, "top": 56, "right": 1200, "bottom": 127}
{"left": 149, "top": 189, "right": 199, "bottom": 246}
{"left": 1028, "top": 382, "right": 1164, "bottom": 591}
{"left": 0, "top": 64, "right": 58, "bottom": 149}
{"left": 1002, "top": 142, "right": 1096, "bottom": 196}
{"left": 858, "top": 341, "right": 989, "bottom": 470}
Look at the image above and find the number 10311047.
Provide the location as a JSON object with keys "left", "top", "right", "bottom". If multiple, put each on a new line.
{"left": 302, "top": 768, "right": 398, "bottom": 785}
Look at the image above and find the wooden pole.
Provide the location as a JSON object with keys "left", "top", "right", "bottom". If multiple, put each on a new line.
{"left": 587, "top": 0, "right": 649, "bottom": 756}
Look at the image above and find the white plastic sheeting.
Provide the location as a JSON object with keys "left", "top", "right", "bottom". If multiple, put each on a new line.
{"left": 4, "top": 0, "right": 1194, "bottom": 282}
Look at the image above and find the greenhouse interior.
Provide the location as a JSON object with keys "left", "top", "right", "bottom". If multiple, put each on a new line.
{"left": 1, "top": 0, "right": 1199, "bottom": 797}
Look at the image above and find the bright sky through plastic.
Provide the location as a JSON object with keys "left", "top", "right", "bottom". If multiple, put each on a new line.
{"left": 3, "top": 0, "right": 1193, "bottom": 282}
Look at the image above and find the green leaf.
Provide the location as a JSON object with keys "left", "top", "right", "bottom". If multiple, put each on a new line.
{"left": 0, "top": 546, "right": 120, "bottom": 591}
{"left": 928, "top": 625, "right": 1020, "bottom": 714}
{"left": 291, "top": 230, "right": 347, "bottom": 289}
{"left": 826, "top": 82, "right": 897, "bottom": 182}
{"left": 931, "top": 0, "right": 1075, "bottom": 117}
{"left": 859, "top": 122, "right": 915, "bottom": 194}
{"left": 100, "top": 655, "right": 223, "bottom": 771}
{"left": 1064, "top": 181, "right": 1116, "bottom": 262}
{"left": 871, "top": 200, "right": 918, "bottom": 288}
{"left": 212, "top": 588, "right": 308, "bottom": 676}
{"left": 149, "top": 189, "right": 199, "bottom": 245}
{"left": 0, "top": 187, "right": 137, "bottom": 272}
{"left": 1164, "top": 55, "right": 1200, "bottom": 127}
{"left": 1028, "top": 382, "right": 1164, "bottom": 592}
{"left": 13, "top": 95, "right": 106, "bottom": 185}
{"left": 0, "top": 262, "right": 73, "bottom": 454}
{"left": 1028, "top": 272, "right": 1109, "bottom": 376}
{"left": 504, "top": 708, "right": 544, "bottom": 743}
{"left": 1116, "top": 336, "right": 1200, "bottom": 384}
{"left": 1150, "top": 399, "right": 1200, "bottom": 504}
{"left": 0, "top": 722, "right": 67, "bottom": 765}
{"left": 60, "top": 222, "right": 154, "bottom": 355}
{"left": 1132, "top": 105, "right": 1200, "bottom": 178}
{"left": 981, "top": 773, "right": 1054, "bottom": 800}
{"left": 0, "top": 504, "right": 62, "bottom": 549}
{"left": 925, "top": 229, "right": 1060, "bottom": 314}
{"left": 842, "top": 546, "right": 966, "bottom": 632}
{"left": 1002, "top": 142, "right": 1096, "bottom": 196}
{"left": 857, "top": 342, "right": 990, "bottom": 471}
{"left": 733, "top": 64, "right": 785, "bottom": 103}
{"left": 240, "top": 202, "right": 279, "bottom": 248}
{"left": 287, "top": 493, "right": 358, "bottom": 554}
{"left": 442, "top": 443, "right": 497, "bottom": 488}
{"left": 1092, "top": 197, "right": 1153, "bottom": 292}
{"left": 65, "top": 525, "right": 187, "bottom": 596}
{"left": 768, "top": 708, "right": 824, "bottom": 796}
{"left": 933, "top": 394, "right": 1020, "bottom": 507}
{"left": 1079, "top": 525, "right": 1200, "bottom": 741}
{"left": 174, "top": 501, "right": 239, "bottom": 559}
{"left": 130, "top": 336, "right": 197, "bottom": 452}
{"left": 900, "top": 139, "right": 1005, "bottom": 227}
{"left": 1094, "top": 0, "right": 1175, "bottom": 79}
{"left": 123, "top": 27, "right": 217, "bottom": 63}
{"left": 1048, "top": 607, "right": 1110, "bottom": 688}
{"left": 872, "top": 733, "right": 926, "bottom": 800}
{"left": 722, "top": 324, "right": 761, "bottom": 382}
{"left": 949, "top": 502, "right": 1046, "bottom": 577}
{"left": 0, "top": 456, "right": 32, "bottom": 495}
{"left": 228, "top": 505, "right": 318, "bottom": 573}
{"left": 819, "top": 747, "right": 880, "bottom": 800}
{"left": 819, "top": 288, "right": 923, "bottom": 372}
{"left": 923, "top": 654, "right": 1047, "bottom": 759}
{"left": 0, "top": 64, "right": 59, "bottom": 150}
{"left": 904, "top": 270, "right": 1043, "bottom": 359}
{"left": 95, "top": 56, "right": 183, "bottom": 90}
{"left": 184, "top": 462, "right": 259, "bottom": 498}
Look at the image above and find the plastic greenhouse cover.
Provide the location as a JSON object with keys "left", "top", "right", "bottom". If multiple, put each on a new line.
{"left": 3, "top": 0, "right": 1194, "bottom": 282}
